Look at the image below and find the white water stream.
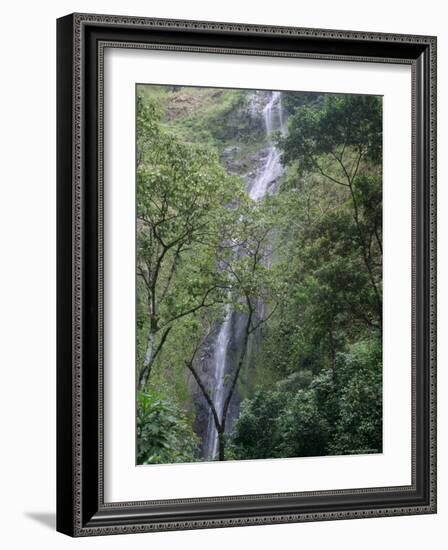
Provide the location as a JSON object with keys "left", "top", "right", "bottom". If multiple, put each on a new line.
{"left": 203, "top": 90, "right": 286, "bottom": 460}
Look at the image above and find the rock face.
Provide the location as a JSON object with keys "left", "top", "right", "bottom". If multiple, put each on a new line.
{"left": 221, "top": 145, "right": 242, "bottom": 174}
{"left": 191, "top": 90, "right": 287, "bottom": 461}
{"left": 247, "top": 90, "right": 274, "bottom": 118}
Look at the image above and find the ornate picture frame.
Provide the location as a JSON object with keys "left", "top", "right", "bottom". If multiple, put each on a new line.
{"left": 57, "top": 13, "right": 436, "bottom": 536}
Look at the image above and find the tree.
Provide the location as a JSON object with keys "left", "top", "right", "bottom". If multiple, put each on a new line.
{"left": 279, "top": 94, "right": 383, "bottom": 326}
{"left": 183, "top": 198, "right": 284, "bottom": 460}
{"left": 229, "top": 390, "right": 287, "bottom": 460}
{"left": 136, "top": 94, "right": 243, "bottom": 389}
{"left": 328, "top": 337, "right": 382, "bottom": 454}
{"left": 230, "top": 338, "right": 382, "bottom": 460}
{"left": 137, "top": 388, "right": 200, "bottom": 464}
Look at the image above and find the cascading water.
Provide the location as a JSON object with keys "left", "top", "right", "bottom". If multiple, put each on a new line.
{"left": 202, "top": 304, "right": 232, "bottom": 459}
{"left": 249, "top": 91, "right": 285, "bottom": 201}
{"left": 202, "top": 90, "right": 286, "bottom": 460}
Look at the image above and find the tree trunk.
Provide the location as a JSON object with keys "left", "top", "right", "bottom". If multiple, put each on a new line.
{"left": 218, "top": 431, "right": 225, "bottom": 461}
{"left": 347, "top": 182, "right": 382, "bottom": 326}
{"left": 139, "top": 330, "right": 154, "bottom": 390}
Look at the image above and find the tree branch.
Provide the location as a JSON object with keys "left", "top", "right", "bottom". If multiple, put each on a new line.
{"left": 138, "top": 325, "right": 173, "bottom": 390}
{"left": 311, "top": 156, "right": 349, "bottom": 187}
{"left": 158, "top": 285, "right": 226, "bottom": 330}
{"left": 184, "top": 336, "right": 222, "bottom": 434}
{"left": 248, "top": 302, "right": 279, "bottom": 334}
{"left": 221, "top": 308, "right": 253, "bottom": 431}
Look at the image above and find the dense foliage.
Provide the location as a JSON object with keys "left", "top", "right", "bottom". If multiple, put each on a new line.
{"left": 231, "top": 337, "right": 381, "bottom": 459}
{"left": 136, "top": 85, "right": 383, "bottom": 464}
{"left": 137, "top": 389, "right": 200, "bottom": 464}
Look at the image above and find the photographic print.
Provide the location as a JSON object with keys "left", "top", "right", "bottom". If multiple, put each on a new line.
{"left": 135, "top": 84, "right": 383, "bottom": 465}
{"left": 57, "top": 15, "right": 436, "bottom": 534}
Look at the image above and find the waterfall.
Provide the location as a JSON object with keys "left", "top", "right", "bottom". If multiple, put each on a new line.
{"left": 202, "top": 90, "right": 286, "bottom": 461}
{"left": 202, "top": 304, "right": 232, "bottom": 459}
{"left": 249, "top": 91, "right": 285, "bottom": 201}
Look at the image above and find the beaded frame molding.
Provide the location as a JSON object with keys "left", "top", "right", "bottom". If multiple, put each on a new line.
{"left": 56, "top": 13, "right": 437, "bottom": 537}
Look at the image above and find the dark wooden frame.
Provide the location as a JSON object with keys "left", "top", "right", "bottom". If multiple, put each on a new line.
{"left": 57, "top": 13, "right": 437, "bottom": 537}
